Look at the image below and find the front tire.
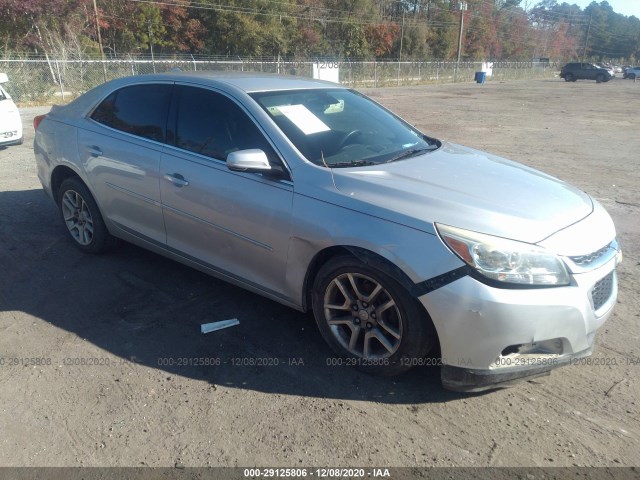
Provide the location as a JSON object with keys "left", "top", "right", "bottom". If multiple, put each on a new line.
{"left": 57, "top": 177, "right": 118, "bottom": 253}
{"left": 596, "top": 74, "right": 605, "bottom": 83}
{"left": 312, "top": 255, "right": 436, "bottom": 376}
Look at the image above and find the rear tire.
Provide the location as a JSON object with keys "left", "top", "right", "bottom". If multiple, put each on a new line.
{"left": 57, "top": 177, "right": 118, "bottom": 253}
{"left": 630, "top": 73, "right": 636, "bottom": 80}
{"left": 312, "top": 255, "right": 436, "bottom": 376}
{"left": 564, "top": 73, "right": 574, "bottom": 82}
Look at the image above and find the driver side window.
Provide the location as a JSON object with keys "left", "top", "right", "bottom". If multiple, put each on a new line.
{"left": 170, "top": 86, "right": 278, "bottom": 165}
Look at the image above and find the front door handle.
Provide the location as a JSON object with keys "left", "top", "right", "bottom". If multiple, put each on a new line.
{"left": 164, "top": 173, "right": 190, "bottom": 187}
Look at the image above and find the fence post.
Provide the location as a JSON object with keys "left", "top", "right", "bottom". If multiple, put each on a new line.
{"left": 55, "top": 59, "right": 65, "bottom": 102}
{"left": 374, "top": 60, "right": 377, "bottom": 88}
{"left": 397, "top": 60, "right": 400, "bottom": 86}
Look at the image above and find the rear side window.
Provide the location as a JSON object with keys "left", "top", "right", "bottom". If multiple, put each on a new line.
{"left": 91, "top": 84, "right": 172, "bottom": 142}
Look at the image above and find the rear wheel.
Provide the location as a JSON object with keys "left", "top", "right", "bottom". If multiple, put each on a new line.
{"left": 564, "top": 73, "right": 574, "bottom": 82}
{"left": 596, "top": 74, "right": 605, "bottom": 83}
{"left": 57, "top": 177, "right": 118, "bottom": 253}
{"left": 630, "top": 73, "right": 636, "bottom": 80}
{"left": 312, "top": 255, "right": 436, "bottom": 376}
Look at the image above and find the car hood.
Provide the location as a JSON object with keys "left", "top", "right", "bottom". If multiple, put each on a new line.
{"left": 331, "top": 142, "right": 593, "bottom": 244}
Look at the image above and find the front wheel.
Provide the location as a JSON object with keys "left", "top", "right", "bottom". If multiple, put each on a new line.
{"left": 58, "top": 177, "right": 118, "bottom": 253}
{"left": 630, "top": 73, "right": 636, "bottom": 80}
{"left": 564, "top": 73, "right": 574, "bottom": 82}
{"left": 596, "top": 74, "right": 605, "bottom": 83}
{"left": 312, "top": 255, "right": 436, "bottom": 376}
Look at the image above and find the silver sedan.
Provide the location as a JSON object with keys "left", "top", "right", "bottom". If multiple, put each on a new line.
{"left": 33, "top": 72, "right": 621, "bottom": 391}
{"left": 624, "top": 67, "right": 640, "bottom": 79}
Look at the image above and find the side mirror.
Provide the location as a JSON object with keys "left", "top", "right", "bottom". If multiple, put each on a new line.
{"left": 0, "top": 73, "right": 8, "bottom": 84}
{"left": 226, "top": 149, "right": 272, "bottom": 173}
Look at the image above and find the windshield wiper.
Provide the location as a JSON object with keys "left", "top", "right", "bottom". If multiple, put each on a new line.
{"left": 327, "top": 160, "right": 378, "bottom": 168}
{"left": 325, "top": 145, "right": 438, "bottom": 168}
{"left": 385, "top": 146, "right": 436, "bottom": 163}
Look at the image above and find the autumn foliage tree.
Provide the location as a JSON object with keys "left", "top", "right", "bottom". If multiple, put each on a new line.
{"left": 0, "top": 0, "right": 638, "bottom": 62}
{"left": 365, "top": 23, "right": 400, "bottom": 57}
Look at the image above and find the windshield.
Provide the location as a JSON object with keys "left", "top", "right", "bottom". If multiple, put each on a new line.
{"left": 250, "top": 88, "right": 440, "bottom": 167}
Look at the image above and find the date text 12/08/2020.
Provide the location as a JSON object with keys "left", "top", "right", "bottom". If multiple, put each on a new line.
{"left": 243, "top": 468, "right": 391, "bottom": 478}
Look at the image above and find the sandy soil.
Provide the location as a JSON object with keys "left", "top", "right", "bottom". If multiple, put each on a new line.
{"left": 0, "top": 78, "right": 638, "bottom": 468}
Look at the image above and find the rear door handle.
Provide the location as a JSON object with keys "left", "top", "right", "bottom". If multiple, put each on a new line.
{"left": 88, "top": 146, "right": 103, "bottom": 157}
{"left": 164, "top": 173, "right": 190, "bottom": 187}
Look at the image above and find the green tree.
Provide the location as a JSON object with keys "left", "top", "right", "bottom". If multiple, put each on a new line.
{"left": 429, "top": 4, "right": 458, "bottom": 59}
{"left": 194, "top": 0, "right": 296, "bottom": 57}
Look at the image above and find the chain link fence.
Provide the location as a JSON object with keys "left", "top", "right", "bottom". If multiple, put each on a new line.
{"left": 0, "top": 55, "right": 560, "bottom": 105}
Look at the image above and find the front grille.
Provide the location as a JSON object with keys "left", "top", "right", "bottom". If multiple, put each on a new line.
{"left": 591, "top": 272, "right": 614, "bottom": 311}
{"left": 570, "top": 243, "right": 613, "bottom": 267}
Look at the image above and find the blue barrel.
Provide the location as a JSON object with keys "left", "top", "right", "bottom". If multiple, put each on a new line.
{"left": 474, "top": 71, "right": 486, "bottom": 84}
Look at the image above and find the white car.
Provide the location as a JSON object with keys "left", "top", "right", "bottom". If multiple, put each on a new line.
{"left": 0, "top": 73, "right": 23, "bottom": 146}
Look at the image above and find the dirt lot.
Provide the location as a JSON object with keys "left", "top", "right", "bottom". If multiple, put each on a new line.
{"left": 0, "top": 78, "right": 638, "bottom": 469}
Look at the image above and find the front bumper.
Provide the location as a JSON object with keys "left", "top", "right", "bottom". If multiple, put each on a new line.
{"left": 441, "top": 342, "right": 594, "bottom": 392}
{"left": 419, "top": 255, "right": 619, "bottom": 392}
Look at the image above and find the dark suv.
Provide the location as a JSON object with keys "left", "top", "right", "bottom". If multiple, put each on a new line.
{"left": 560, "top": 63, "right": 614, "bottom": 83}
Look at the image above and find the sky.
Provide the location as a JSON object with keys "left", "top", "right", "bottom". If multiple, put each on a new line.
{"left": 567, "top": 0, "right": 640, "bottom": 18}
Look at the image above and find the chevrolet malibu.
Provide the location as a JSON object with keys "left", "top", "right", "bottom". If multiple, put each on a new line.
{"left": 33, "top": 73, "right": 621, "bottom": 391}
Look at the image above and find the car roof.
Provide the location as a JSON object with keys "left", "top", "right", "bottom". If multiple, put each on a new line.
{"left": 122, "top": 71, "right": 345, "bottom": 93}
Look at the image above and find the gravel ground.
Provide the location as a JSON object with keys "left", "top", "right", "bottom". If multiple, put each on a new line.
{"left": 0, "top": 77, "right": 638, "bottom": 468}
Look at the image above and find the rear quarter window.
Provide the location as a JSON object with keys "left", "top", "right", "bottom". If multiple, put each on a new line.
{"left": 90, "top": 84, "right": 172, "bottom": 142}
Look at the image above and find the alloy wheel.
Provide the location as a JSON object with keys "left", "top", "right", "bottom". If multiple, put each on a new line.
{"left": 61, "top": 190, "right": 94, "bottom": 246}
{"left": 323, "top": 272, "right": 403, "bottom": 358}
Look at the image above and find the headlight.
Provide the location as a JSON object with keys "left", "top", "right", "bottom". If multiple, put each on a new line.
{"left": 436, "top": 224, "right": 570, "bottom": 286}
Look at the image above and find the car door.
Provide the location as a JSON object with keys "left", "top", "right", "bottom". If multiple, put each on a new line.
{"left": 581, "top": 64, "right": 596, "bottom": 80}
{"left": 78, "top": 83, "right": 172, "bottom": 244}
{"left": 159, "top": 85, "right": 294, "bottom": 299}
